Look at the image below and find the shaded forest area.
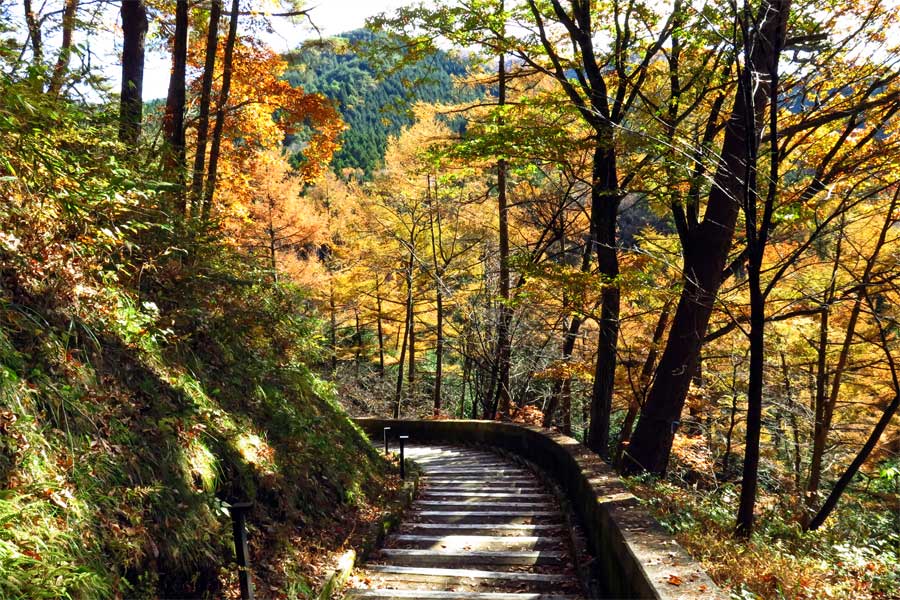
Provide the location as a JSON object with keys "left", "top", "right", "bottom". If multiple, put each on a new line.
{"left": 0, "top": 0, "right": 899, "bottom": 598}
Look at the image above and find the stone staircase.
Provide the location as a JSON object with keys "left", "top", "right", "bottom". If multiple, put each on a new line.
{"left": 346, "top": 445, "right": 586, "bottom": 600}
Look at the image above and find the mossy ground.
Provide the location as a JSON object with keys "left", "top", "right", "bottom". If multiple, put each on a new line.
{"left": 0, "top": 231, "right": 394, "bottom": 599}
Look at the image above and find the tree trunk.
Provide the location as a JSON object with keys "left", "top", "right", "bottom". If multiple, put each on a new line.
{"left": 189, "top": 0, "right": 221, "bottom": 214}
{"left": 393, "top": 245, "right": 415, "bottom": 418}
{"left": 165, "top": 0, "right": 189, "bottom": 212}
{"left": 614, "top": 302, "right": 671, "bottom": 466}
{"left": 586, "top": 139, "right": 621, "bottom": 459}
{"left": 118, "top": 0, "right": 148, "bottom": 144}
{"left": 809, "top": 287, "right": 900, "bottom": 529}
{"left": 780, "top": 352, "right": 803, "bottom": 489}
{"left": 48, "top": 0, "right": 77, "bottom": 95}
{"left": 736, "top": 9, "right": 784, "bottom": 535}
{"left": 543, "top": 315, "right": 583, "bottom": 427}
{"left": 460, "top": 354, "right": 471, "bottom": 418}
{"left": 23, "top": 0, "right": 42, "bottom": 66}
{"left": 495, "top": 43, "right": 513, "bottom": 418}
{"left": 354, "top": 309, "right": 361, "bottom": 378}
{"left": 408, "top": 299, "right": 416, "bottom": 402}
{"left": 376, "top": 281, "right": 385, "bottom": 378}
{"left": 428, "top": 174, "right": 445, "bottom": 415}
{"left": 201, "top": 0, "right": 240, "bottom": 219}
{"left": 623, "top": 0, "right": 791, "bottom": 475}
{"left": 434, "top": 289, "right": 444, "bottom": 414}
{"left": 329, "top": 282, "right": 337, "bottom": 373}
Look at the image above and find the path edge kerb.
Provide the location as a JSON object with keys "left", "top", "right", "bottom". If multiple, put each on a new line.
{"left": 353, "top": 417, "right": 725, "bottom": 600}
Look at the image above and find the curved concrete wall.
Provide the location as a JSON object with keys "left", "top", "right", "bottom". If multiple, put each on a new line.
{"left": 354, "top": 418, "right": 725, "bottom": 600}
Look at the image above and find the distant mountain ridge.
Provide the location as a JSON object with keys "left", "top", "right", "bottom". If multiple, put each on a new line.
{"left": 283, "top": 29, "right": 480, "bottom": 177}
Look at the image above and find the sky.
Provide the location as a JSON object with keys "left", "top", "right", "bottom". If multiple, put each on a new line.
{"left": 99, "top": 0, "right": 413, "bottom": 100}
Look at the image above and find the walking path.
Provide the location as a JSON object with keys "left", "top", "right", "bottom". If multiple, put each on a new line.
{"left": 346, "top": 444, "right": 587, "bottom": 600}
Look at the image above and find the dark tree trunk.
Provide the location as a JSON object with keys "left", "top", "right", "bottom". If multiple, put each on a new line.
{"left": 354, "top": 309, "right": 361, "bottom": 378}
{"left": 809, "top": 390, "right": 900, "bottom": 529}
{"left": 329, "top": 282, "right": 337, "bottom": 373}
{"left": 408, "top": 300, "right": 416, "bottom": 402}
{"left": 434, "top": 289, "right": 444, "bottom": 414}
{"left": 201, "top": 0, "right": 240, "bottom": 219}
{"left": 118, "top": 0, "right": 147, "bottom": 144}
{"left": 48, "top": 0, "right": 77, "bottom": 95}
{"left": 376, "top": 281, "right": 385, "bottom": 378}
{"left": 495, "top": 44, "right": 513, "bottom": 418}
{"left": 393, "top": 245, "right": 415, "bottom": 418}
{"left": 189, "top": 0, "right": 221, "bottom": 214}
{"left": 623, "top": 0, "right": 791, "bottom": 475}
{"left": 736, "top": 3, "right": 784, "bottom": 535}
{"left": 586, "top": 140, "right": 621, "bottom": 459}
{"left": 165, "top": 0, "right": 189, "bottom": 212}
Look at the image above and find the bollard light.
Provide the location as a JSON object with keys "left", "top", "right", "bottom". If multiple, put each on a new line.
{"left": 383, "top": 426, "right": 391, "bottom": 454}
{"left": 399, "top": 435, "right": 409, "bottom": 479}
{"left": 228, "top": 502, "right": 255, "bottom": 600}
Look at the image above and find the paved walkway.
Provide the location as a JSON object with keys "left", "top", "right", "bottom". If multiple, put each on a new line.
{"left": 346, "top": 444, "right": 586, "bottom": 600}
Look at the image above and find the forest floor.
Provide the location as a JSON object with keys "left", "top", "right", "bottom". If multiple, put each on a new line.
{"left": 626, "top": 438, "right": 900, "bottom": 599}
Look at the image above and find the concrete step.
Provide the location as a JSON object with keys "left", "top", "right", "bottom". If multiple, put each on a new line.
{"left": 421, "top": 491, "right": 551, "bottom": 499}
{"left": 346, "top": 590, "right": 579, "bottom": 600}
{"left": 392, "top": 534, "right": 560, "bottom": 551}
{"left": 379, "top": 548, "right": 565, "bottom": 566}
{"left": 423, "top": 478, "right": 540, "bottom": 486}
{"left": 428, "top": 469, "right": 530, "bottom": 475}
{"left": 362, "top": 565, "right": 568, "bottom": 588}
{"left": 401, "top": 523, "right": 563, "bottom": 536}
{"left": 414, "top": 511, "right": 561, "bottom": 524}
{"left": 415, "top": 500, "right": 553, "bottom": 510}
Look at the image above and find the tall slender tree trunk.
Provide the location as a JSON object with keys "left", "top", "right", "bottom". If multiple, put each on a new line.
{"left": 495, "top": 43, "right": 513, "bottom": 418}
{"left": 736, "top": 7, "right": 784, "bottom": 535}
{"left": 543, "top": 315, "right": 582, "bottom": 427}
{"left": 623, "top": 0, "right": 791, "bottom": 475}
{"left": 118, "top": 0, "right": 148, "bottom": 144}
{"left": 201, "top": 0, "right": 240, "bottom": 219}
{"left": 460, "top": 354, "right": 471, "bottom": 418}
{"left": 189, "top": 0, "right": 221, "bottom": 214}
{"left": 394, "top": 244, "right": 415, "bottom": 418}
{"left": 354, "top": 309, "right": 361, "bottom": 378}
{"left": 807, "top": 188, "right": 900, "bottom": 513}
{"left": 587, "top": 140, "right": 621, "bottom": 458}
{"left": 434, "top": 289, "right": 444, "bottom": 414}
{"left": 809, "top": 284, "right": 900, "bottom": 529}
{"left": 544, "top": 225, "right": 594, "bottom": 428}
{"left": 23, "top": 0, "right": 42, "bottom": 66}
{"left": 408, "top": 300, "right": 416, "bottom": 402}
{"left": 614, "top": 302, "right": 672, "bottom": 466}
{"left": 376, "top": 281, "right": 385, "bottom": 378}
{"left": 47, "top": 0, "right": 77, "bottom": 95}
{"left": 165, "top": 0, "right": 189, "bottom": 213}
{"left": 428, "top": 174, "right": 445, "bottom": 415}
{"left": 329, "top": 282, "right": 337, "bottom": 373}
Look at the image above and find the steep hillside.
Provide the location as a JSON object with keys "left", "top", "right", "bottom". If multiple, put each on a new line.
{"left": 0, "top": 77, "right": 391, "bottom": 599}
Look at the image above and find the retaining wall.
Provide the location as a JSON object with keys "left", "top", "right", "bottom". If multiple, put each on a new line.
{"left": 354, "top": 417, "right": 725, "bottom": 600}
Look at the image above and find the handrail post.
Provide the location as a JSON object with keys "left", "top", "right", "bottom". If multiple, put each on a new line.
{"left": 399, "top": 435, "right": 409, "bottom": 479}
{"left": 229, "top": 502, "right": 255, "bottom": 600}
{"left": 383, "top": 426, "right": 391, "bottom": 454}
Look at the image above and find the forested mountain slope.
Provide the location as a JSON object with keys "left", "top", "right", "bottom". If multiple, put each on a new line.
{"left": 283, "top": 29, "right": 479, "bottom": 176}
